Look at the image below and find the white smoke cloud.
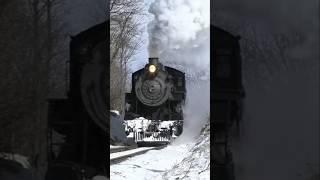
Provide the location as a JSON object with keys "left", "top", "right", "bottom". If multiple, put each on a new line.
{"left": 147, "top": 0, "right": 210, "bottom": 78}
{"left": 148, "top": 0, "right": 209, "bottom": 50}
{"left": 174, "top": 80, "right": 210, "bottom": 144}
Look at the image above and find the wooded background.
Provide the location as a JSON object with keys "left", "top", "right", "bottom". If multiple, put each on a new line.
{"left": 110, "top": 0, "right": 145, "bottom": 115}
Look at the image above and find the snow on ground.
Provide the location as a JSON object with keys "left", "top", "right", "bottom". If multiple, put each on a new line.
{"left": 163, "top": 121, "right": 210, "bottom": 180}
{"left": 110, "top": 143, "right": 194, "bottom": 180}
{"left": 110, "top": 120, "right": 210, "bottom": 180}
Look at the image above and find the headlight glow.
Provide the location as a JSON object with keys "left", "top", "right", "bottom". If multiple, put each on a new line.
{"left": 148, "top": 65, "right": 156, "bottom": 73}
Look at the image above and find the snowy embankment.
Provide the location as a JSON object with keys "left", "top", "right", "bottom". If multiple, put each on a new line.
{"left": 110, "top": 143, "right": 194, "bottom": 180}
{"left": 163, "top": 121, "right": 210, "bottom": 179}
{"left": 110, "top": 120, "right": 210, "bottom": 180}
{"left": 110, "top": 110, "right": 128, "bottom": 145}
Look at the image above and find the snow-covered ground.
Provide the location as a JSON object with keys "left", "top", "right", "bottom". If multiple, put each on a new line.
{"left": 162, "top": 122, "right": 210, "bottom": 180}
{"left": 110, "top": 143, "right": 194, "bottom": 180}
{"left": 110, "top": 121, "right": 210, "bottom": 180}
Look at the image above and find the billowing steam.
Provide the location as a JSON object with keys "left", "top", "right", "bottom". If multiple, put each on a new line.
{"left": 148, "top": 0, "right": 209, "bottom": 52}
{"left": 148, "top": 0, "right": 210, "bottom": 78}
{"left": 147, "top": 0, "right": 210, "bottom": 142}
{"left": 175, "top": 80, "right": 210, "bottom": 144}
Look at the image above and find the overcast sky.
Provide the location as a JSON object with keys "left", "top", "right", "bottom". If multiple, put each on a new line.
{"left": 128, "top": 0, "right": 155, "bottom": 71}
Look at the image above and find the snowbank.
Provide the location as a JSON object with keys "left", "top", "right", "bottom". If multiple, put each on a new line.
{"left": 110, "top": 110, "right": 127, "bottom": 145}
{"left": 163, "top": 120, "right": 210, "bottom": 179}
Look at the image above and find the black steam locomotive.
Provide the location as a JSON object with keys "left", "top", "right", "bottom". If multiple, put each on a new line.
{"left": 46, "top": 22, "right": 108, "bottom": 179}
{"left": 212, "top": 25, "right": 245, "bottom": 180}
{"left": 125, "top": 58, "right": 186, "bottom": 144}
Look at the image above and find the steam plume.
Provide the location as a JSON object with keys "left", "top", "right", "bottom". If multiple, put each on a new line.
{"left": 148, "top": 0, "right": 210, "bottom": 78}
{"left": 147, "top": 0, "right": 210, "bottom": 142}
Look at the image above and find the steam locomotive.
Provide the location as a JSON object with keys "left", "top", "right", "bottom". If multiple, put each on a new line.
{"left": 46, "top": 22, "right": 108, "bottom": 179}
{"left": 125, "top": 58, "right": 186, "bottom": 145}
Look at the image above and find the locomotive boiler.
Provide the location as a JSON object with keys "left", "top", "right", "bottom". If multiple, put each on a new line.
{"left": 125, "top": 58, "right": 186, "bottom": 144}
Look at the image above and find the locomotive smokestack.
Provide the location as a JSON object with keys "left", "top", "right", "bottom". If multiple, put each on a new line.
{"left": 149, "top": 57, "right": 159, "bottom": 64}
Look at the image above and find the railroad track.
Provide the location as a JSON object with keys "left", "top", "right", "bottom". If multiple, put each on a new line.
{"left": 110, "top": 145, "right": 137, "bottom": 153}
{"left": 110, "top": 145, "right": 166, "bottom": 165}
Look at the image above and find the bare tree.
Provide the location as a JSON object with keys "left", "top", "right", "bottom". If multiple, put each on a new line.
{"left": 110, "top": 0, "right": 145, "bottom": 114}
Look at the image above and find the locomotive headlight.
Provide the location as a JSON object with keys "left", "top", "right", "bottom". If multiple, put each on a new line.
{"left": 148, "top": 64, "right": 156, "bottom": 73}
